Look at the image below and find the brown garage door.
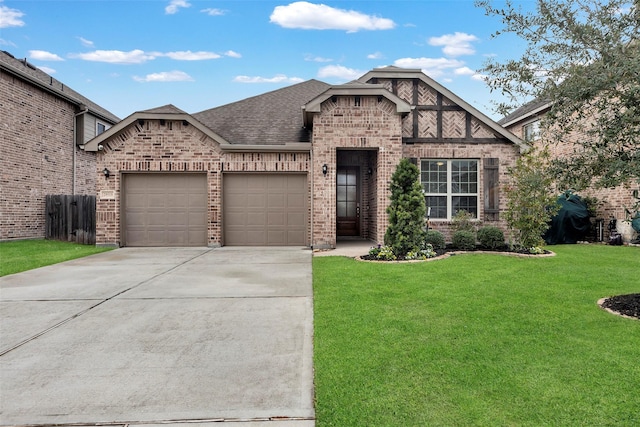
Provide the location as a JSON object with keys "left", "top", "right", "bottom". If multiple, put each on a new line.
{"left": 123, "top": 173, "right": 207, "bottom": 247}
{"left": 224, "top": 174, "right": 307, "bottom": 246}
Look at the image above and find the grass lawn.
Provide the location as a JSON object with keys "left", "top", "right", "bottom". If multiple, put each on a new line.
{"left": 0, "top": 239, "right": 112, "bottom": 277}
{"left": 313, "top": 245, "right": 640, "bottom": 426}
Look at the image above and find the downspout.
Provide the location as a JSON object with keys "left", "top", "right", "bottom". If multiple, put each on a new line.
{"left": 73, "top": 104, "right": 88, "bottom": 195}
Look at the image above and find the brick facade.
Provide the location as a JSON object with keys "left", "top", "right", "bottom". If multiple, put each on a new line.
{"left": 95, "top": 118, "right": 310, "bottom": 246}
{"left": 90, "top": 67, "right": 524, "bottom": 248}
{"left": 505, "top": 116, "right": 639, "bottom": 243}
{"left": 311, "top": 96, "right": 403, "bottom": 248}
{"left": 0, "top": 70, "right": 96, "bottom": 240}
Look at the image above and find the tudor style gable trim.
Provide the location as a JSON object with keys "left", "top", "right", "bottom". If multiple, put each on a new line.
{"left": 358, "top": 67, "right": 528, "bottom": 152}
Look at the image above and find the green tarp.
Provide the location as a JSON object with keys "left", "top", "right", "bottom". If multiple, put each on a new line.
{"left": 544, "top": 193, "right": 592, "bottom": 245}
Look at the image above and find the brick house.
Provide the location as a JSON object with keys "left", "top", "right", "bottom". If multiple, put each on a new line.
{"left": 500, "top": 100, "right": 639, "bottom": 242}
{"left": 0, "top": 50, "right": 119, "bottom": 240}
{"left": 84, "top": 67, "right": 525, "bottom": 248}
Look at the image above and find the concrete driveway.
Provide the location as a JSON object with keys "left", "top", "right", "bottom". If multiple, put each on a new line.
{"left": 0, "top": 247, "right": 314, "bottom": 426}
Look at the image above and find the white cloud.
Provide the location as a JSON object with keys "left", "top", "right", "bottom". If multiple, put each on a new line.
{"left": 0, "top": 38, "right": 16, "bottom": 47}
{"left": 163, "top": 50, "right": 221, "bottom": 60}
{"left": 429, "top": 32, "right": 479, "bottom": 57}
{"left": 133, "top": 70, "right": 194, "bottom": 82}
{"left": 367, "top": 52, "right": 383, "bottom": 60}
{"left": 305, "top": 54, "right": 333, "bottom": 63}
{"left": 233, "top": 74, "right": 304, "bottom": 84}
{"left": 393, "top": 57, "right": 465, "bottom": 78}
{"left": 70, "top": 49, "right": 157, "bottom": 64}
{"left": 29, "top": 50, "right": 64, "bottom": 61}
{"left": 78, "top": 37, "right": 94, "bottom": 47}
{"left": 270, "top": 1, "right": 395, "bottom": 32}
{"left": 224, "top": 50, "right": 242, "bottom": 58}
{"left": 471, "top": 73, "right": 488, "bottom": 82}
{"left": 454, "top": 66, "right": 475, "bottom": 76}
{"left": 37, "top": 66, "right": 56, "bottom": 74}
{"left": 165, "top": 0, "right": 190, "bottom": 15}
{"left": 0, "top": 3, "right": 25, "bottom": 28}
{"left": 201, "top": 8, "right": 225, "bottom": 16}
{"left": 317, "top": 64, "right": 363, "bottom": 80}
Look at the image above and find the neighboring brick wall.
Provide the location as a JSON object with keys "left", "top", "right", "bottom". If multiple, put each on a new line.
{"left": 95, "top": 118, "right": 310, "bottom": 246}
{"left": 0, "top": 70, "right": 95, "bottom": 240}
{"left": 403, "top": 143, "right": 520, "bottom": 242}
{"left": 311, "top": 96, "right": 403, "bottom": 248}
{"left": 506, "top": 119, "right": 638, "bottom": 235}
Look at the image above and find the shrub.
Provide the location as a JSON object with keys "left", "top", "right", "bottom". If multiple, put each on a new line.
{"left": 384, "top": 159, "right": 427, "bottom": 258}
{"left": 424, "top": 230, "right": 446, "bottom": 250}
{"left": 504, "top": 147, "right": 559, "bottom": 248}
{"left": 406, "top": 244, "right": 436, "bottom": 260}
{"left": 477, "top": 226, "right": 505, "bottom": 250}
{"left": 451, "top": 210, "right": 477, "bottom": 233}
{"left": 452, "top": 230, "right": 476, "bottom": 251}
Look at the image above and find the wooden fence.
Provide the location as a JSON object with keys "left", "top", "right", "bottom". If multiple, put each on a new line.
{"left": 45, "top": 195, "right": 96, "bottom": 245}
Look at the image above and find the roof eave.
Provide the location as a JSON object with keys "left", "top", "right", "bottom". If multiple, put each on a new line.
{"left": 500, "top": 102, "right": 553, "bottom": 128}
{"left": 0, "top": 61, "right": 118, "bottom": 124}
{"left": 83, "top": 111, "right": 230, "bottom": 151}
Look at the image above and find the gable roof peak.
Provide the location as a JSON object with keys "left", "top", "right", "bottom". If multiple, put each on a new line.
{"left": 139, "top": 104, "right": 188, "bottom": 114}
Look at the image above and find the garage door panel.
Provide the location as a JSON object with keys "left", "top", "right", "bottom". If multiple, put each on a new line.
{"left": 124, "top": 173, "right": 207, "bottom": 247}
{"left": 224, "top": 174, "right": 307, "bottom": 246}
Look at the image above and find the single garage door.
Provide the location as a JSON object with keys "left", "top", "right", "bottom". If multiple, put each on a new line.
{"left": 123, "top": 173, "right": 207, "bottom": 246}
{"left": 224, "top": 174, "right": 307, "bottom": 246}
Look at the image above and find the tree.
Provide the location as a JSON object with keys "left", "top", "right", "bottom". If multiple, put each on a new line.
{"left": 384, "top": 158, "right": 427, "bottom": 257}
{"left": 503, "top": 147, "right": 559, "bottom": 249}
{"left": 476, "top": 0, "right": 640, "bottom": 189}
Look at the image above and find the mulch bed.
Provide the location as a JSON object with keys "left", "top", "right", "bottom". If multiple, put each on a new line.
{"left": 360, "top": 246, "right": 554, "bottom": 262}
{"left": 600, "top": 294, "right": 640, "bottom": 320}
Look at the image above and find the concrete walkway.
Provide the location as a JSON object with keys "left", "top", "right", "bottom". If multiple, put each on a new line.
{"left": 313, "top": 238, "right": 375, "bottom": 258}
{"left": 0, "top": 247, "right": 314, "bottom": 426}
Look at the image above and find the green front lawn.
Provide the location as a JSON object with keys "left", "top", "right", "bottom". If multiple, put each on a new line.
{"left": 0, "top": 239, "right": 112, "bottom": 277}
{"left": 313, "top": 245, "right": 640, "bottom": 426}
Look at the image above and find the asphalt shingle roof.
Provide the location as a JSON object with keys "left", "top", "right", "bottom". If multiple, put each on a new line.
{"left": 0, "top": 50, "right": 120, "bottom": 123}
{"left": 498, "top": 97, "right": 550, "bottom": 125}
{"left": 193, "top": 79, "right": 331, "bottom": 145}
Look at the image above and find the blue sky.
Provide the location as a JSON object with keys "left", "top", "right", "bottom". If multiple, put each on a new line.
{"left": 0, "top": 0, "right": 528, "bottom": 120}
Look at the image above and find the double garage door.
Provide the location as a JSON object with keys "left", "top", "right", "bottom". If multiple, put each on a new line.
{"left": 122, "top": 173, "right": 307, "bottom": 247}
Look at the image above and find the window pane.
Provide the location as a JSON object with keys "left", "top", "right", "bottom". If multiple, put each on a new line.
{"left": 453, "top": 196, "right": 478, "bottom": 218}
{"left": 337, "top": 202, "right": 347, "bottom": 217}
{"left": 346, "top": 202, "right": 356, "bottom": 217}
{"left": 337, "top": 186, "right": 346, "bottom": 202}
{"left": 426, "top": 196, "right": 447, "bottom": 219}
{"left": 347, "top": 171, "right": 356, "bottom": 185}
{"left": 337, "top": 172, "right": 346, "bottom": 186}
{"left": 452, "top": 160, "right": 477, "bottom": 194}
{"left": 346, "top": 185, "right": 356, "bottom": 202}
{"left": 421, "top": 160, "right": 447, "bottom": 194}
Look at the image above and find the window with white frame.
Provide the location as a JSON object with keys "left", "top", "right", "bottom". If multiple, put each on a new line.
{"left": 523, "top": 120, "right": 541, "bottom": 142}
{"left": 421, "top": 159, "right": 479, "bottom": 219}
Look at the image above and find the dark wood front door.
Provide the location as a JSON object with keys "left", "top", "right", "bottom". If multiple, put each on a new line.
{"left": 336, "top": 167, "right": 359, "bottom": 236}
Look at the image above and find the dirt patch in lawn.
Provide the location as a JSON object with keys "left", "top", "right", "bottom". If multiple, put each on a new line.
{"left": 598, "top": 294, "right": 640, "bottom": 320}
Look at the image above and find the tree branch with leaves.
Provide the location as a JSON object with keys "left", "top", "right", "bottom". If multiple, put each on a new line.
{"left": 476, "top": 0, "right": 640, "bottom": 189}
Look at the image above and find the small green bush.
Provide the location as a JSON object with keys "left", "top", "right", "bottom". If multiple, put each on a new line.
{"left": 452, "top": 230, "right": 476, "bottom": 251}
{"left": 477, "top": 226, "right": 505, "bottom": 250}
{"left": 451, "top": 210, "right": 477, "bottom": 233}
{"left": 424, "top": 230, "right": 446, "bottom": 250}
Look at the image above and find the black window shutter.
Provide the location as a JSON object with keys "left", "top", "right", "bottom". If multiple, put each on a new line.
{"left": 484, "top": 158, "right": 499, "bottom": 221}
{"left": 408, "top": 157, "right": 418, "bottom": 166}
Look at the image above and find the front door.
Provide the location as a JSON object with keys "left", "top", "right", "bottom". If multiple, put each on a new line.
{"left": 336, "top": 167, "right": 359, "bottom": 236}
